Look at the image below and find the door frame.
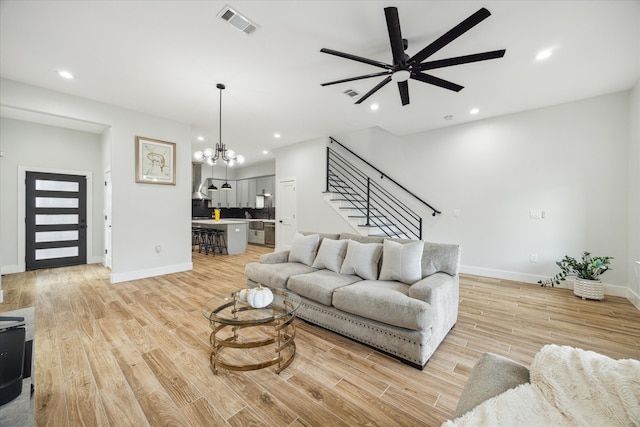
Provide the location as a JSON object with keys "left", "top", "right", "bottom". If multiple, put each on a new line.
{"left": 17, "top": 166, "right": 94, "bottom": 273}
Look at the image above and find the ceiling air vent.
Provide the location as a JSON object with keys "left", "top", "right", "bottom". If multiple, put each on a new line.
{"left": 218, "top": 5, "right": 259, "bottom": 36}
{"left": 343, "top": 89, "right": 359, "bottom": 98}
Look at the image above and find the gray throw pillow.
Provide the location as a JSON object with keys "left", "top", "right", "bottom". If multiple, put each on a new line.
{"left": 288, "top": 233, "right": 320, "bottom": 266}
{"left": 339, "top": 239, "right": 383, "bottom": 280}
{"left": 378, "top": 240, "right": 423, "bottom": 284}
{"left": 312, "top": 238, "right": 348, "bottom": 273}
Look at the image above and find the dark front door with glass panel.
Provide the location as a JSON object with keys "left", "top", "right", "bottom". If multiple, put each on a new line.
{"left": 25, "top": 172, "right": 87, "bottom": 270}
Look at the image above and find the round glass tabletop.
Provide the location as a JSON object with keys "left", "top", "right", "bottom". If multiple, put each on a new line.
{"left": 201, "top": 287, "right": 301, "bottom": 326}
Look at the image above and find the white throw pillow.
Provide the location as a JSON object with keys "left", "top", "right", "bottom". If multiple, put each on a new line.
{"left": 378, "top": 240, "right": 424, "bottom": 284}
{"left": 339, "top": 240, "right": 383, "bottom": 280}
{"left": 312, "top": 238, "right": 348, "bottom": 273}
{"left": 288, "top": 233, "right": 320, "bottom": 266}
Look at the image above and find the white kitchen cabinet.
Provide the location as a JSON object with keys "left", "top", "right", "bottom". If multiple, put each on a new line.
{"left": 207, "top": 180, "right": 236, "bottom": 208}
{"left": 236, "top": 179, "right": 257, "bottom": 208}
{"left": 256, "top": 176, "right": 275, "bottom": 200}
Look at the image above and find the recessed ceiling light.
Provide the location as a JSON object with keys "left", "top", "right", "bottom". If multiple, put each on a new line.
{"left": 262, "top": 150, "right": 269, "bottom": 155}
{"left": 536, "top": 49, "right": 553, "bottom": 61}
{"left": 370, "top": 103, "right": 379, "bottom": 111}
{"left": 197, "top": 136, "right": 204, "bottom": 141}
{"left": 274, "top": 133, "right": 281, "bottom": 138}
{"left": 470, "top": 108, "right": 480, "bottom": 115}
{"left": 58, "top": 70, "right": 74, "bottom": 79}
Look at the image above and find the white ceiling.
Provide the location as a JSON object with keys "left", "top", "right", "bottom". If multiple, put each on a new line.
{"left": 1, "top": 1, "right": 638, "bottom": 165}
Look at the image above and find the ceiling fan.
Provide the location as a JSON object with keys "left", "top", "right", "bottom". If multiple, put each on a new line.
{"left": 320, "top": 7, "right": 506, "bottom": 106}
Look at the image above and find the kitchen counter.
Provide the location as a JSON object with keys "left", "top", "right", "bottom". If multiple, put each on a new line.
{"left": 192, "top": 220, "right": 248, "bottom": 254}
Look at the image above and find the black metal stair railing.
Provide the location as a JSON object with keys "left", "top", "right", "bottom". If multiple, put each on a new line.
{"left": 325, "top": 148, "right": 416, "bottom": 239}
{"left": 325, "top": 138, "right": 441, "bottom": 240}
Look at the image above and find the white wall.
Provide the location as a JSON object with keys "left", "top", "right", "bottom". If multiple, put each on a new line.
{"left": 0, "top": 118, "right": 104, "bottom": 272}
{"left": 0, "top": 79, "right": 192, "bottom": 282}
{"left": 628, "top": 80, "right": 640, "bottom": 309}
{"left": 275, "top": 91, "right": 633, "bottom": 297}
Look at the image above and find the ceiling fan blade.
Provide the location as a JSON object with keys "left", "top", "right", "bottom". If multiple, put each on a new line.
{"left": 320, "top": 71, "right": 391, "bottom": 87}
{"left": 355, "top": 76, "right": 392, "bottom": 104}
{"left": 408, "top": 8, "right": 492, "bottom": 66}
{"left": 411, "top": 72, "right": 464, "bottom": 92}
{"left": 417, "top": 49, "right": 506, "bottom": 71}
{"left": 398, "top": 81, "right": 409, "bottom": 106}
{"left": 384, "top": 7, "right": 405, "bottom": 64}
{"left": 320, "top": 48, "right": 392, "bottom": 70}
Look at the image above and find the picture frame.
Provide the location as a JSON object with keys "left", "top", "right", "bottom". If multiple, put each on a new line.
{"left": 135, "top": 136, "right": 176, "bottom": 185}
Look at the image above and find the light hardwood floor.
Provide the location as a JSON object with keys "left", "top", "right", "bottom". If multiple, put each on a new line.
{"left": 1, "top": 245, "right": 639, "bottom": 426}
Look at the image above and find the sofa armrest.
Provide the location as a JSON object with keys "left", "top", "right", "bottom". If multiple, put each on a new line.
{"left": 408, "top": 272, "right": 456, "bottom": 303}
{"left": 259, "top": 250, "right": 290, "bottom": 264}
{"left": 453, "top": 352, "right": 530, "bottom": 418}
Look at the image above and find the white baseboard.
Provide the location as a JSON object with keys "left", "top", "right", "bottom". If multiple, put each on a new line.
{"left": 110, "top": 262, "right": 193, "bottom": 284}
{"left": 461, "top": 265, "right": 548, "bottom": 286}
{"left": 0, "top": 264, "right": 21, "bottom": 275}
{"left": 461, "top": 264, "right": 638, "bottom": 309}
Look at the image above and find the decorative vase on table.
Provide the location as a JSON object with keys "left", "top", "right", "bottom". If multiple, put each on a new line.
{"left": 214, "top": 209, "right": 220, "bottom": 222}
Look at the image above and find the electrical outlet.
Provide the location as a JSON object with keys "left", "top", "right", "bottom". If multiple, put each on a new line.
{"left": 530, "top": 254, "right": 538, "bottom": 263}
{"left": 452, "top": 209, "right": 460, "bottom": 218}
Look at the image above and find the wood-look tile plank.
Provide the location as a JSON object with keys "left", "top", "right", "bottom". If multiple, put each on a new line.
{"left": 2, "top": 244, "right": 639, "bottom": 427}
{"left": 141, "top": 348, "right": 203, "bottom": 407}
{"left": 181, "top": 397, "right": 229, "bottom": 426}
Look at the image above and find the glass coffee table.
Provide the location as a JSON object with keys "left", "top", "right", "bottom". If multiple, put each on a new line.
{"left": 201, "top": 288, "right": 301, "bottom": 374}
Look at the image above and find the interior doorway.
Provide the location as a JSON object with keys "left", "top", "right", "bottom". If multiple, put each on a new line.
{"left": 25, "top": 172, "right": 87, "bottom": 270}
{"left": 276, "top": 178, "right": 297, "bottom": 250}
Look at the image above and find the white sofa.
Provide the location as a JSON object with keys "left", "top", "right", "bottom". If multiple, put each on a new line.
{"left": 244, "top": 232, "right": 461, "bottom": 368}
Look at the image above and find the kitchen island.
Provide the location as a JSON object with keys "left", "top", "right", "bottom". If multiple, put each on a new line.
{"left": 192, "top": 219, "right": 248, "bottom": 255}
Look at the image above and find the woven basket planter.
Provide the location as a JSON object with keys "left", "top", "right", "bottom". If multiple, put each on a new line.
{"left": 573, "top": 278, "right": 604, "bottom": 300}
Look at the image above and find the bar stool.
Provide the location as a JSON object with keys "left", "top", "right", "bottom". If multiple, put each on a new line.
{"left": 203, "top": 229, "right": 218, "bottom": 255}
{"left": 192, "top": 227, "right": 202, "bottom": 252}
{"left": 213, "top": 230, "right": 227, "bottom": 255}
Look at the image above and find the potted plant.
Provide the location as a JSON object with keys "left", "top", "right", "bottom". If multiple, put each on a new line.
{"left": 538, "top": 252, "right": 613, "bottom": 300}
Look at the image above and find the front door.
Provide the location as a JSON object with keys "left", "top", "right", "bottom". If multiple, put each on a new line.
{"left": 25, "top": 172, "right": 87, "bottom": 270}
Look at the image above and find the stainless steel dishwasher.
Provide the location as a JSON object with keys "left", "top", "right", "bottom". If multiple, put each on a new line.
{"left": 264, "top": 222, "right": 275, "bottom": 247}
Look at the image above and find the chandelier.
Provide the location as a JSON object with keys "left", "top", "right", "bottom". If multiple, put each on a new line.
{"left": 193, "top": 83, "right": 245, "bottom": 167}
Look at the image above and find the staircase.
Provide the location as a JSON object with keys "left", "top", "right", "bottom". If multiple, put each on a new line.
{"left": 324, "top": 138, "right": 440, "bottom": 239}
{"left": 324, "top": 172, "right": 409, "bottom": 238}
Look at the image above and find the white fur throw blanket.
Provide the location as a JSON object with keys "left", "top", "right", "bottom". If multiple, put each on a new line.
{"left": 443, "top": 344, "right": 640, "bottom": 426}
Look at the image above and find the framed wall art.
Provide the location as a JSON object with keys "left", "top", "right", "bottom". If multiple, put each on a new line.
{"left": 135, "top": 136, "right": 176, "bottom": 185}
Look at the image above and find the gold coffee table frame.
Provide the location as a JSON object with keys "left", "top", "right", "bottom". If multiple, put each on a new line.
{"left": 201, "top": 288, "right": 300, "bottom": 374}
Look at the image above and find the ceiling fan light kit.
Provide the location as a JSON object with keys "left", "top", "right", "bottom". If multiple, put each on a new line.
{"left": 320, "top": 6, "right": 506, "bottom": 106}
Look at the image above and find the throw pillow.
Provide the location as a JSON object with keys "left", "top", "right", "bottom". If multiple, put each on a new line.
{"left": 339, "top": 239, "right": 383, "bottom": 280}
{"left": 312, "top": 238, "right": 348, "bottom": 273}
{"left": 378, "top": 240, "right": 424, "bottom": 284}
{"left": 288, "top": 233, "right": 320, "bottom": 266}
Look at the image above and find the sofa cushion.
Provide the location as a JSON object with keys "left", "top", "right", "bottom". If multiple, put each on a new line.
{"left": 287, "top": 270, "right": 362, "bottom": 306}
{"left": 379, "top": 240, "right": 424, "bottom": 284}
{"left": 301, "top": 231, "right": 340, "bottom": 244}
{"left": 339, "top": 240, "right": 383, "bottom": 280}
{"left": 339, "top": 233, "right": 385, "bottom": 244}
{"left": 422, "top": 241, "right": 461, "bottom": 277}
{"left": 244, "top": 262, "right": 315, "bottom": 289}
{"left": 288, "top": 233, "right": 320, "bottom": 266}
{"left": 311, "top": 238, "right": 348, "bottom": 273}
{"left": 332, "top": 281, "right": 433, "bottom": 331}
